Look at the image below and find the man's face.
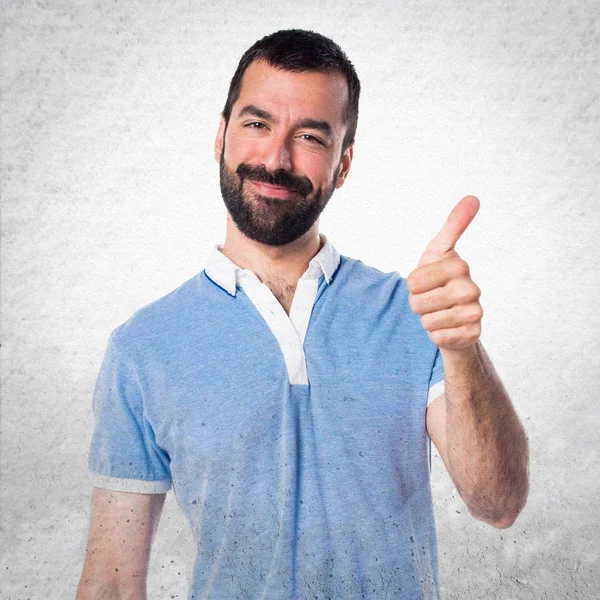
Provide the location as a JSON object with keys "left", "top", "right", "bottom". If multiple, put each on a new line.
{"left": 215, "top": 59, "right": 353, "bottom": 246}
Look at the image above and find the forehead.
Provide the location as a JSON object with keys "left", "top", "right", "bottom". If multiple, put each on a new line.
{"left": 233, "top": 60, "right": 349, "bottom": 127}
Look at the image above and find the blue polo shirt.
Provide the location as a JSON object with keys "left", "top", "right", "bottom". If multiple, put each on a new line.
{"left": 88, "top": 235, "right": 445, "bottom": 599}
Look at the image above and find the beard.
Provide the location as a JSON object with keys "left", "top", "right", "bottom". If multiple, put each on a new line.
{"left": 219, "top": 150, "right": 340, "bottom": 246}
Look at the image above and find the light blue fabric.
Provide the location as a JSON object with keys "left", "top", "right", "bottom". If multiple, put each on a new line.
{"left": 88, "top": 254, "right": 445, "bottom": 599}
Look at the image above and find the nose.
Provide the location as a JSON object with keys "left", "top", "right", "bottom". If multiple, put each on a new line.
{"left": 260, "top": 132, "right": 292, "bottom": 173}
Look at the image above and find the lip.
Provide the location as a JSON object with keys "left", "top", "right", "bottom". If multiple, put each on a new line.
{"left": 247, "top": 180, "right": 296, "bottom": 199}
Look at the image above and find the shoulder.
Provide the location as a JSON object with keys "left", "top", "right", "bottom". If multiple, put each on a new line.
{"left": 336, "top": 254, "right": 428, "bottom": 338}
{"left": 110, "top": 271, "right": 210, "bottom": 356}
{"left": 337, "top": 254, "right": 408, "bottom": 298}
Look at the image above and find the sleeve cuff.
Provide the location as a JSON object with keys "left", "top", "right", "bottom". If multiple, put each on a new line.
{"left": 89, "top": 473, "right": 172, "bottom": 494}
{"left": 427, "top": 380, "right": 445, "bottom": 407}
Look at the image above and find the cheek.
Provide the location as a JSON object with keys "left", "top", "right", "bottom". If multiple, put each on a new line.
{"left": 223, "top": 131, "right": 254, "bottom": 164}
{"left": 298, "top": 154, "right": 334, "bottom": 187}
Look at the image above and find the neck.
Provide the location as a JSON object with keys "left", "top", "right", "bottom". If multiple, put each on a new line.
{"left": 220, "top": 216, "right": 324, "bottom": 286}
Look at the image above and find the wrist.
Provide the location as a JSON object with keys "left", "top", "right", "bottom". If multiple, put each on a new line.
{"left": 440, "top": 341, "right": 480, "bottom": 369}
{"left": 440, "top": 342, "right": 486, "bottom": 399}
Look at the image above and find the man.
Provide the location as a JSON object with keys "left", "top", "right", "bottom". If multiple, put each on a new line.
{"left": 77, "top": 29, "right": 529, "bottom": 600}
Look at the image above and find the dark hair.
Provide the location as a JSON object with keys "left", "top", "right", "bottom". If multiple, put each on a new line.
{"left": 222, "top": 29, "right": 360, "bottom": 154}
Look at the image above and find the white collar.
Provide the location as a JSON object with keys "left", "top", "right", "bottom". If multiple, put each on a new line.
{"left": 204, "top": 233, "right": 341, "bottom": 296}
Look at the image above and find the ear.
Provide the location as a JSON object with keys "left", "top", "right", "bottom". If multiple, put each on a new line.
{"left": 335, "top": 143, "right": 354, "bottom": 189}
{"left": 214, "top": 114, "right": 226, "bottom": 163}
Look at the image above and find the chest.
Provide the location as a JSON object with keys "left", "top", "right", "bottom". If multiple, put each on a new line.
{"left": 263, "top": 277, "right": 297, "bottom": 315}
{"left": 140, "top": 293, "right": 431, "bottom": 472}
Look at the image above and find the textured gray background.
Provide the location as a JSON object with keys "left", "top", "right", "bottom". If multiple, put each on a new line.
{"left": 1, "top": 0, "right": 599, "bottom": 598}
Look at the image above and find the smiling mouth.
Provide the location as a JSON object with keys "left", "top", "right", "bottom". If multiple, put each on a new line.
{"left": 247, "top": 180, "right": 297, "bottom": 199}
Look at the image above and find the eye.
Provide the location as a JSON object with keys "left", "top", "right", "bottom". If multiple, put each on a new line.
{"left": 299, "top": 133, "right": 324, "bottom": 145}
{"left": 245, "top": 121, "right": 267, "bottom": 129}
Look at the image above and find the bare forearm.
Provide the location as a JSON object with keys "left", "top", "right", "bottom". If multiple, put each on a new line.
{"left": 76, "top": 489, "right": 165, "bottom": 600}
{"left": 404, "top": 196, "right": 529, "bottom": 526}
{"left": 441, "top": 341, "right": 529, "bottom": 527}
{"left": 76, "top": 577, "right": 146, "bottom": 600}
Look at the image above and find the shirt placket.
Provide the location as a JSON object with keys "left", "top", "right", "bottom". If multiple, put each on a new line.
{"left": 238, "top": 269, "right": 320, "bottom": 386}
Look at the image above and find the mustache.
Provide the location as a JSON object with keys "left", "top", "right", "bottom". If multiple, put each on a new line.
{"left": 236, "top": 163, "right": 313, "bottom": 197}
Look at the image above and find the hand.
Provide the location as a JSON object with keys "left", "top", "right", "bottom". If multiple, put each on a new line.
{"left": 406, "top": 195, "right": 483, "bottom": 351}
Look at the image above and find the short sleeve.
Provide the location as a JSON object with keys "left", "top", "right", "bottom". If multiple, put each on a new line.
{"left": 426, "top": 347, "right": 445, "bottom": 407}
{"left": 87, "top": 333, "right": 172, "bottom": 493}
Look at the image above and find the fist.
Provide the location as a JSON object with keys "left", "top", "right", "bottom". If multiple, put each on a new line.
{"left": 406, "top": 196, "right": 483, "bottom": 351}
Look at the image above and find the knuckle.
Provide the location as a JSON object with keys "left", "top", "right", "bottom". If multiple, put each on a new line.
{"left": 408, "top": 294, "right": 419, "bottom": 313}
{"left": 406, "top": 272, "right": 419, "bottom": 293}
{"left": 475, "top": 304, "right": 484, "bottom": 320}
{"left": 430, "top": 330, "right": 444, "bottom": 346}
{"left": 469, "top": 304, "right": 484, "bottom": 322}
{"left": 421, "top": 313, "right": 436, "bottom": 331}
{"left": 455, "top": 258, "right": 470, "bottom": 277}
{"left": 456, "top": 282, "right": 480, "bottom": 304}
{"left": 457, "top": 287, "right": 472, "bottom": 304}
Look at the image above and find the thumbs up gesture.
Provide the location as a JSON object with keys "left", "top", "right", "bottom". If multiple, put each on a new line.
{"left": 406, "top": 195, "right": 483, "bottom": 351}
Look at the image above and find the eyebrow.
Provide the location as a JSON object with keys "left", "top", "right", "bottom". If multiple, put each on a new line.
{"left": 238, "top": 104, "right": 273, "bottom": 121}
{"left": 237, "top": 104, "right": 333, "bottom": 139}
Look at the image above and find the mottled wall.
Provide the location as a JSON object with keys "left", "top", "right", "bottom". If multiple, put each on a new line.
{"left": 1, "top": 0, "right": 598, "bottom": 598}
